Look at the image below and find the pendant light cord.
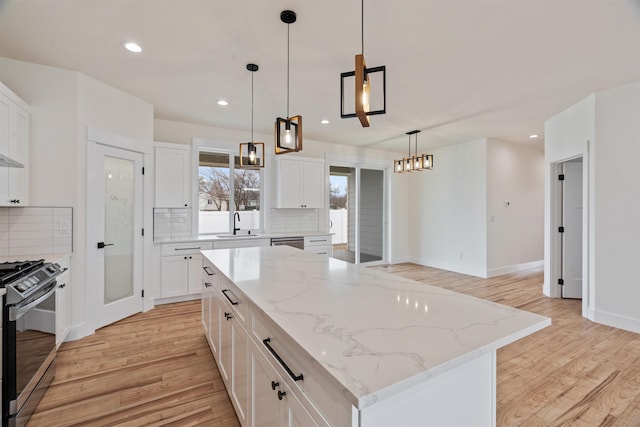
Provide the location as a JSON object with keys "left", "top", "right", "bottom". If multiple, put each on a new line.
{"left": 251, "top": 71, "right": 254, "bottom": 142}
{"left": 287, "top": 23, "right": 290, "bottom": 118}
{"left": 361, "top": 0, "right": 364, "bottom": 55}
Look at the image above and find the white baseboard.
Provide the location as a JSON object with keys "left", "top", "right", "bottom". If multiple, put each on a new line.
{"left": 408, "top": 257, "right": 487, "bottom": 278}
{"left": 487, "top": 260, "right": 544, "bottom": 278}
{"left": 155, "top": 294, "right": 200, "bottom": 305}
{"left": 67, "top": 321, "right": 95, "bottom": 342}
{"left": 589, "top": 308, "right": 640, "bottom": 334}
{"left": 388, "top": 256, "right": 412, "bottom": 264}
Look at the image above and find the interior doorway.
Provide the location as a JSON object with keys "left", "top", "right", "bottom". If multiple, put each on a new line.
{"left": 329, "top": 165, "right": 386, "bottom": 264}
{"left": 559, "top": 157, "right": 583, "bottom": 299}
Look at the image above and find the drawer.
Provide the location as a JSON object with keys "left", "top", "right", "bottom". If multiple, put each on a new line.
{"left": 161, "top": 241, "right": 212, "bottom": 256}
{"left": 304, "top": 245, "right": 332, "bottom": 256}
{"left": 304, "top": 235, "right": 332, "bottom": 247}
{"left": 251, "top": 309, "right": 352, "bottom": 426}
{"left": 219, "top": 275, "right": 248, "bottom": 327}
{"left": 213, "top": 238, "right": 270, "bottom": 249}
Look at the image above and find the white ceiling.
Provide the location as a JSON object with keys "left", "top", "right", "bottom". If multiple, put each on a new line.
{"left": 1, "top": 0, "right": 639, "bottom": 153}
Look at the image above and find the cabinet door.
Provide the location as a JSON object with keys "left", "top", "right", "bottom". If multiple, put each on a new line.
{"left": 0, "top": 93, "right": 11, "bottom": 204}
{"left": 219, "top": 302, "right": 232, "bottom": 386}
{"left": 275, "top": 158, "right": 303, "bottom": 208}
{"left": 283, "top": 385, "right": 322, "bottom": 427}
{"left": 231, "top": 319, "right": 249, "bottom": 425}
{"left": 188, "top": 253, "right": 203, "bottom": 294}
{"left": 55, "top": 272, "right": 70, "bottom": 348}
{"left": 302, "top": 161, "right": 324, "bottom": 208}
{"left": 155, "top": 145, "right": 190, "bottom": 208}
{"left": 161, "top": 255, "right": 189, "bottom": 297}
{"left": 251, "top": 346, "right": 282, "bottom": 427}
{"left": 9, "top": 105, "right": 29, "bottom": 205}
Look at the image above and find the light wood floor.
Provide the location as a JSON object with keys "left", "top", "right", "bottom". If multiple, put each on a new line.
{"left": 28, "top": 264, "right": 640, "bottom": 426}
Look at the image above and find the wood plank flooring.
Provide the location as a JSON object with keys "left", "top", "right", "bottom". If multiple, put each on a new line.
{"left": 28, "top": 264, "right": 640, "bottom": 426}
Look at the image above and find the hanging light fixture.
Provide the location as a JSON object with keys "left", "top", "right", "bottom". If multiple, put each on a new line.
{"left": 340, "top": 0, "right": 386, "bottom": 127}
{"left": 394, "top": 130, "right": 434, "bottom": 173}
{"left": 275, "top": 10, "right": 302, "bottom": 155}
{"left": 239, "top": 63, "right": 264, "bottom": 168}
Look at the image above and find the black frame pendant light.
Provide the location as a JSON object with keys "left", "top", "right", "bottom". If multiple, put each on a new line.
{"left": 239, "top": 63, "right": 265, "bottom": 168}
{"left": 275, "top": 10, "right": 302, "bottom": 155}
{"left": 394, "top": 130, "right": 434, "bottom": 173}
{"left": 340, "top": 0, "right": 386, "bottom": 127}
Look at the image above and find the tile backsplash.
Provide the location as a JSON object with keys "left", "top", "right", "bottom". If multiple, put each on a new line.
{"left": 0, "top": 207, "right": 73, "bottom": 256}
{"left": 154, "top": 208, "right": 192, "bottom": 240}
{"left": 269, "top": 208, "right": 320, "bottom": 233}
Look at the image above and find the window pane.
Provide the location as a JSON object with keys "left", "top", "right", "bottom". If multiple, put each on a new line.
{"left": 234, "top": 168, "right": 261, "bottom": 230}
{"left": 199, "top": 152, "right": 230, "bottom": 233}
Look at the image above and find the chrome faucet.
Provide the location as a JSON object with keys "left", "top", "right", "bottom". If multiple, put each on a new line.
{"left": 233, "top": 212, "right": 241, "bottom": 235}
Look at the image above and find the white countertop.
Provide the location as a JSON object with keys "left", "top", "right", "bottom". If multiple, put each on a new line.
{"left": 202, "top": 246, "right": 551, "bottom": 409}
{"left": 0, "top": 253, "right": 71, "bottom": 264}
{"left": 155, "top": 231, "right": 331, "bottom": 244}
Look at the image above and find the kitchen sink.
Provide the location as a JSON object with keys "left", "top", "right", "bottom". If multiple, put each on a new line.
{"left": 216, "top": 233, "right": 261, "bottom": 238}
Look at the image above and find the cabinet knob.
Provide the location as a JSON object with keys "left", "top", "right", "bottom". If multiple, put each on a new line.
{"left": 224, "top": 312, "right": 233, "bottom": 320}
{"left": 271, "top": 381, "right": 279, "bottom": 390}
{"left": 277, "top": 390, "right": 287, "bottom": 400}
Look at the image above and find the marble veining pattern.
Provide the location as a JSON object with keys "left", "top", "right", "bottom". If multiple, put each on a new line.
{"left": 203, "top": 246, "right": 550, "bottom": 409}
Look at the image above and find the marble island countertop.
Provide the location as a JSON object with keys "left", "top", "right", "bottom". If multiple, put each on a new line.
{"left": 202, "top": 246, "right": 551, "bottom": 410}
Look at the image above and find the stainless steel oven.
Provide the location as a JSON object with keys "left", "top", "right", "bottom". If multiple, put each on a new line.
{"left": 1, "top": 260, "right": 65, "bottom": 427}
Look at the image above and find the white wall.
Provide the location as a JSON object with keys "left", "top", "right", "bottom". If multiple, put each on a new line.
{"left": 409, "top": 139, "right": 488, "bottom": 277}
{"left": 545, "top": 82, "right": 640, "bottom": 333}
{"left": 486, "top": 139, "right": 544, "bottom": 276}
{"left": 592, "top": 82, "right": 640, "bottom": 331}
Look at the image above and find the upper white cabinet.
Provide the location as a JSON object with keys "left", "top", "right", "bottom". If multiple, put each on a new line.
{"left": 155, "top": 142, "right": 191, "bottom": 208}
{"left": 273, "top": 157, "right": 324, "bottom": 209}
{"left": 0, "top": 82, "right": 31, "bottom": 207}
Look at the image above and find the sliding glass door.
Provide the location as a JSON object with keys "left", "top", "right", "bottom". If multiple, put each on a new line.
{"left": 329, "top": 165, "right": 386, "bottom": 264}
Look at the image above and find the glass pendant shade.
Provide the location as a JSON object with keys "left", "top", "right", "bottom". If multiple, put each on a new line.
{"left": 239, "top": 141, "right": 264, "bottom": 168}
{"left": 421, "top": 154, "right": 434, "bottom": 170}
{"left": 394, "top": 159, "right": 404, "bottom": 173}
{"left": 275, "top": 115, "right": 302, "bottom": 154}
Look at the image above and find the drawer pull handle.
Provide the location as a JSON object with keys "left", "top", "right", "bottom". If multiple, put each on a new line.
{"left": 221, "top": 289, "right": 239, "bottom": 305}
{"left": 278, "top": 390, "right": 287, "bottom": 400}
{"left": 271, "top": 381, "right": 279, "bottom": 390}
{"left": 204, "top": 282, "right": 212, "bottom": 288}
{"left": 310, "top": 239, "right": 326, "bottom": 243}
{"left": 263, "top": 338, "right": 304, "bottom": 382}
{"left": 203, "top": 266, "right": 215, "bottom": 276}
{"left": 174, "top": 247, "right": 202, "bottom": 251}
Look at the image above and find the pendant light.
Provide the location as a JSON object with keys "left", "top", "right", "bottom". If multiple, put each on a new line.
{"left": 275, "top": 10, "right": 302, "bottom": 155}
{"left": 394, "top": 130, "right": 434, "bottom": 173}
{"left": 239, "top": 63, "right": 264, "bottom": 168}
{"left": 340, "top": 0, "right": 386, "bottom": 127}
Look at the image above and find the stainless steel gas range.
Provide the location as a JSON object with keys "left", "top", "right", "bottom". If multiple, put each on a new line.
{"left": 0, "top": 259, "right": 65, "bottom": 427}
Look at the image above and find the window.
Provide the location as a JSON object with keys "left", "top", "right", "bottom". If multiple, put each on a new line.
{"left": 198, "top": 151, "right": 262, "bottom": 234}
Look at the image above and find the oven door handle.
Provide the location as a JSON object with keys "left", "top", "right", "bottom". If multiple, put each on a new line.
{"left": 9, "top": 281, "right": 58, "bottom": 321}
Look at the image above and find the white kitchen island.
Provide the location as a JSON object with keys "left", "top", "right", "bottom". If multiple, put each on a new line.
{"left": 201, "top": 246, "right": 550, "bottom": 427}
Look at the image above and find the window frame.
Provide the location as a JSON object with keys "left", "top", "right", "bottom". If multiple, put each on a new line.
{"left": 194, "top": 144, "right": 265, "bottom": 236}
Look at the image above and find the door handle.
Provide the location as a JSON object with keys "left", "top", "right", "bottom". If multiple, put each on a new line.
{"left": 97, "top": 242, "right": 115, "bottom": 249}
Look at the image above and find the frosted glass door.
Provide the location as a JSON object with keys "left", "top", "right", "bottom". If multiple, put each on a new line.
{"left": 104, "top": 155, "right": 135, "bottom": 304}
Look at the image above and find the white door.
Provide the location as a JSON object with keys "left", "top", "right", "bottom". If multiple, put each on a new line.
{"left": 562, "top": 159, "right": 583, "bottom": 299}
{"left": 87, "top": 141, "right": 144, "bottom": 329}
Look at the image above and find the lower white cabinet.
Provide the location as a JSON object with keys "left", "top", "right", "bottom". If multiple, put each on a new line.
{"left": 55, "top": 260, "right": 71, "bottom": 348}
{"left": 250, "top": 341, "right": 321, "bottom": 427}
{"left": 220, "top": 296, "right": 249, "bottom": 425}
{"left": 160, "top": 242, "right": 212, "bottom": 298}
{"left": 203, "top": 258, "right": 332, "bottom": 427}
{"left": 304, "top": 235, "right": 333, "bottom": 257}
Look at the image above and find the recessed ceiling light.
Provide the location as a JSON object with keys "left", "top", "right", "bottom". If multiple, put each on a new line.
{"left": 217, "top": 100, "right": 228, "bottom": 106}
{"left": 321, "top": 119, "right": 329, "bottom": 124}
{"left": 123, "top": 42, "right": 142, "bottom": 53}
{"left": 529, "top": 134, "right": 539, "bottom": 139}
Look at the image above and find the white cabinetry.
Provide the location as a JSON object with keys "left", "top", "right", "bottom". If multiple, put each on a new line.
{"left": 154, "top": 142, "right": 191, "bottom": 208}
{"left": 160, "top": 242, "right": 212, "bottom": 298}
{"left": 273, "top": 157, "right": 324, "bottom": 208}
{"left": 304, "top": 235, "right": 333, "bottom": 257}
{"left": 0, "top": 82, "right": 31, "bottom": 207}
{"left": 55, "top": 257, "right": 71, "bottom": 348}
{"left": 214, "top": 238, "right": 270, "bottom": 249}
{"left": 202, "top": 260, "right": 219, "bottom": 357}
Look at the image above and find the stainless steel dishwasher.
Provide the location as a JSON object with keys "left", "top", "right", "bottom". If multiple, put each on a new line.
{"left": 270, "top": 237, "right": 304, "bottom": 250}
